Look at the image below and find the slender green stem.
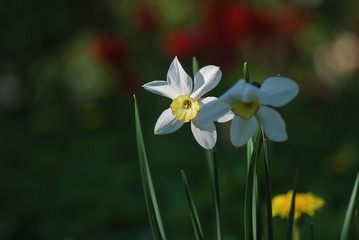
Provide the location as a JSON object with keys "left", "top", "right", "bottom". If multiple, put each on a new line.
{"left": 244, "top": 62, "right": 250, "bottom": 83}
{"left": 134, "top": 96, "right": 167, "bottom": 240}
{"left": 293, "top": 222, "right": 300, "bottom": 240}
{"left": 247, "top": 137, "right": 254, "bottom": 172}
{"left": 244, "top": 131, "right": 263, "bottom": 240}
{"left": 206, "top": 148, "right": 223, "bottom": 240}
{"left": 355, "top": 210, "right": 359, "bottom": 240}
{"left": 181, "top": 170, "right": 204, "bottom": 240}
{"left": 246, "top": 132, "right": 263, "bottom": 240}
{"left": 263, "top": 132, "right": 273, "bottom": 240}
{"left": 193, "top": 57, "right": 199, "bottom": 77}
{"left": 310, "top": 223, "right": 314, "bottom": 240}
{"left": 286, "top": 170, "right": 299, "bottom": 240}
{"left": 252, "top": 174, "right": 258, "bottom": 240}
{"left": 340, "top": 171, "right": 359, "bottom": 240}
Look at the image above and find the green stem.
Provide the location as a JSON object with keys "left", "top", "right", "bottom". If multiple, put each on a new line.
{"left": 244, "top": 131, "right": 263, "bottom": 240}
{"left": 293, "top": 222, "right": 300, "bottom": 240}
{"left": 263, "top": 133, "right": 273, "bottom": 240}
{"left": 286, "top": 171, "right": 299, "bottom": 240}
{"left": 181, "top": 170, "right": 204, "bottom": 240}
{"left": 134, "top": 96, "right": 167, "bottom": 240}
{"left": 310, "top": 223, "right": 314, "bottom": 240}
{"left": 206, "top": 148, "right": 223, "bottom": 240}
{"left": 244, "top": 62, "right": 250, "bottom": 83}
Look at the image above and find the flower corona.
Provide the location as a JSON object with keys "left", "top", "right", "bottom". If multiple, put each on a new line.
{"left": 170, "top": 95, "right": 199, "bottom": 122}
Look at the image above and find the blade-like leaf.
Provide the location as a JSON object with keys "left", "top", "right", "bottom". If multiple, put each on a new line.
{"left": 247, "top": 132, "right": 263, "bottom": 240}
{"left": 193, "top": 57, "right": 199, "bottom": 78}
{"left": 340, "top": 171, "right": 359, "bottom": 240}
{"left": 252, "top": 175, "right": 258, "bottom": 240}
{"left": 134, "top": 95, "right": 167, "bottom": 240}
{"left": 206, "top": 148, "right": 223, "bottom": 240}
{"left": 310, "top": 223, "right": 315, "bottom": 240}
{"left": 253, "top": 174, "right": 264, "bottom": 240}
{"left": 244, "top": 62, "right": 250, "bottom": 83}
{"left": 247, "top": 136, "right": 257, "bottom": 239}
{"left": 247, "top": 137, "right": 254, "bottom": 172}
{"left": 263, "top": 135, "right": 273, "bottom": 240}
{"left": 286, "top": 171, "right": 299, "bottom": 240}
{"left": 355, "top": 210, "right": 359, "bottom": 240}
{"left": 181, "top": 170, "right": 204, "bottom": 240}
{"left": 244, "top": 130, "right": 263, "bottom": 240}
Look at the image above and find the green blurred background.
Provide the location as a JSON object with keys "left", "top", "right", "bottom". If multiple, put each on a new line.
{"left": 0, "top": 0, "right": 358, "bottom": 239}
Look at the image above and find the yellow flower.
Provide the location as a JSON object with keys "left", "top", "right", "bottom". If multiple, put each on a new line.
{"left": 272, "top": 191, "right": 324, "bottom": 219}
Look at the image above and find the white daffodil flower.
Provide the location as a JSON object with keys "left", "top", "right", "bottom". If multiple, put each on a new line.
{"left": 143, "top": 57, "right": 233, "bottom": 149}
{"left": 197, "top": 77, "right": 299, "bottom": 147}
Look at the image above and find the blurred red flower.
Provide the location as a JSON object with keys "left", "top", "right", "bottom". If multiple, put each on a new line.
{"left": 162, "top": 1, "right": 309, "bottom": 68}
{"left": 133, "top": 4, "right": 160, "bottom": 33}
{"left": 163, "top": 1, "right": 255, "bottom": 67}
{"left": 164, "top": 30, "right": 199, "bottom": 59}
{"left": 276, "top": 7, "right": 308, "bottom": 37}
{"left": 92, "top": 35, "right": 129, "bottom": 65}
{"left": 249, "top": 9, "right": 276, "bottom": 41}
{"left": 201, "top": 1, "right": 252, "bottom": 46}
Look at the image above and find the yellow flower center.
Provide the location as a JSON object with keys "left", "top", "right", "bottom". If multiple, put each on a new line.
{"left": 231, "top": 100, "right": 260, "bottom": 119}
{"left": 170, "top": 95, "right": 200, "bottom": 123}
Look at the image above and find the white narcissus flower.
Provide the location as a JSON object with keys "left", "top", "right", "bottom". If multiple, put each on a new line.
{"left": 197, "top": 77, "right": 299, "bottom": 147}
{"left": 143, "top": 57, "right": 233, "bottom": 149}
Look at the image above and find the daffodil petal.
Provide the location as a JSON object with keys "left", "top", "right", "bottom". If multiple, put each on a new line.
{"left": 200, "top": 96, "right": 217, "bottom": 105}
{"left": 257, "top": 77, "right": 299, "bottom": 107}
{"left": 256, "top": 106, "right": 287, "bottom": 141}
{"left": 221, "top": 79, "right": 259, "bottom": 103}
{"left": 191, "top": 65, "right": 222, "bottom": 99}
{"left": 191, "top": 119, "right": 217, "bottom": 149}
{"left": 200, "top": 97, "right": 234, "bottom": 123}
{"left": 167, "top": 57, "right": 193, "bottom": 95}
{"left": 217, "top": 111, "right": 235, "bottom": 123}
{"left": 230, "top": 116, "right": 258, "bottom": 147}
{"left": 154, "top": 108, "right": 184, "bottom": 134}
{"left": 143, "top": 81, "right": 179, "bottom": 99}
{"left": 197, "top": 99, "right": 232, "bottom": 123}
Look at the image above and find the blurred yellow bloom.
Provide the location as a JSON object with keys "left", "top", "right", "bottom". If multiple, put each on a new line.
{"left": 272, "top": 191, "right": 324, "bottom": 219}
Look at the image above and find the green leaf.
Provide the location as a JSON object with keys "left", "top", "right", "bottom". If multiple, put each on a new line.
{"left": 355, "top": 210, "right": 359, "bottom": 240}
{"left": 134, "top": 95, "right": 167, "bottom": 240}
{"left": 205, "top": 149, "right": 223, "bottom": 240}
{"left": 244, "top": 62, "right": 250, "bottom": 83}
{"left": 263, "top": 135, "right": 273, "bottom": 240}
{"left": 244, "top": 130, "right": 263, "bottom": 240}
{"left": 247, "top": 134, "right": 261, "bottom": 240}
{"left": 247, "top": 132, "right": 264, "bottom": 240}
{"left": 252, "top": 174, "right": 258, "bottom": 240}
{"left": 310, "top": 223, "right": 315, "bottom": 240}
{"left": 252, "top": 174, "right": 264, "bottom": 240}
{"left": 247, "top": 137, "right": 254, "bottom": 172}
{"left": 181, "top": 170, "right": 204, "bottom": 240}
{"left": 193, "top": 57, "right": 199, "bottom": 78}
{"left": 340, "top": 171, "right": 359, "bottom": 240}
{"left": 286, "top": 170, "right": 299, "bottom": 240}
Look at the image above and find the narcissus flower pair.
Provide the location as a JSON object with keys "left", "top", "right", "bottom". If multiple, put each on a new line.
{"left": 143, "top": 57, "right": 299, "bottom": 149}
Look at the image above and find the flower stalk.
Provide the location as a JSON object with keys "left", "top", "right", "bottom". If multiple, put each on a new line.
{"left": 206, "top": 148, "right": 223, "bottom": 240}
{"left": 263, "top": 129, "right": 274, "bottom": 240}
